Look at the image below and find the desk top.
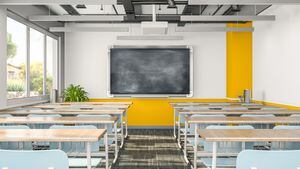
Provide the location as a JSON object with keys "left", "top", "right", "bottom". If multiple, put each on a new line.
{"left": 198, "top": 129, "right": 300, "bottom": 142}
{"left": 53, "top": 102, "right": 132, "bottom": 105}
{"left": 0, "top": 129, "right": 106, "bottom": 142}
{"left": 0, "top": 116, "right": 118, "bottom": 124}
{"left": 186, "top": 116, "right": 300, "bottom": 124}
{"left": 0, "top": 109, "right": 125, "bottom": 115}
{"left": 170, "top": 102, "right": 262, "bottom": 107}
{"left": 30, "top": 104, "right": 130, "bottom": 110}
{"left": 179, "top": 110, "right": 300, "bottom": 115}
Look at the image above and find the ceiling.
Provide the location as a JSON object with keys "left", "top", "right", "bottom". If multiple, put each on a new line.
{"left": 43, "top": 0, "right": 271, "bottom": 24}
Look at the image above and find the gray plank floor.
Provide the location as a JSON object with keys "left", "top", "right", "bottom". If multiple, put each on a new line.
{"left": 112, "top": 129, "right": 190, "bottom": 169}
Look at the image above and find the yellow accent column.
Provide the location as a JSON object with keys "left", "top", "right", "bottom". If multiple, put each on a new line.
{"left": 226, "top": 22, "right": 253, "bottom": 99}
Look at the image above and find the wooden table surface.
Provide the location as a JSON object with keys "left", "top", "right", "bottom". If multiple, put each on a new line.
{"left": 0, "top": 116, "right": 118, "bottom": 124}
{"left": 0, "top": 129, "right": 106, "bottom": 142}
{"left": 170, "top": 102, "right": 262, "bottom": 107}
{"left": 52, "top": 102, "right": 132, "bottom": 105}
{"left": 30, "top": 104, "right": 130, "bottom": 110}
{"left": 179, "top": 110, "right": 300, "bottom": 115}
{"left": 0, "top": 109, "right": 125, "bottom": 115}
{"left": 198, "top": 129, "right": 300, "bottom": 142}
{"left": 186, "top": 116, "right": 300, "bottom": 124}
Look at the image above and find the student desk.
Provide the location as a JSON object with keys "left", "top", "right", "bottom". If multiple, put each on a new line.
{"left": 197, "top": 129, "right": 300, "bottom": 169}
{"left": 29, "top": 103, "right": 131, "bottom": 138}
{"left": 175, "top": 109, "right": 292, "bottom": 148}
{"left": 185, "top": 116, "right": 300, "bottom": 167}
{"left": 0, "top": 116, "right": 119, "bottom": 163}
{"left": 0, "top": 129, "right": 108, "bottom": 169}
{"left": 0, "top": 109, "right": 126, "bottom": 148}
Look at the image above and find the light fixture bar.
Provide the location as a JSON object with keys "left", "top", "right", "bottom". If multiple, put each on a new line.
{"left": 180, "top": 15, "right": 275, "bottom": 21}
{"left": 29, "top": 15, "right": 124, "bottom": 22}
{"left": 188, "top": 0, "right": 300, "bottom": 5}
{"left": 117, "top": 36, "right": 184, "bottom": 40}
{"left": 50, "top": 26, "right": 129, "bottom": 32}
{"left": 175, "top": 26, "right": 254, "bottom": 32}
{"left": 0, "top": 0, "right": 116, "bottom": 5}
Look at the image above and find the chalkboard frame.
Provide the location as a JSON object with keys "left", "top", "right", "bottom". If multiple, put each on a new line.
{"left": 108, "top": 45, "right": 193, "bottom": 98}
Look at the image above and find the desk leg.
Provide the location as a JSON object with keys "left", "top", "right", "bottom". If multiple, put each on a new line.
{"left": 193, "top": 125, "right": 198, "bottom": 169}
{"left": 125, "top": 110, "right": 128, "bottom": 138}
{"left": 87, "top": 142, "right": 91, "bottom": 169}
{"left": 174, "top": 109, "right": 176, "bottom": 138}
{"left": 184, "top": 120, "right": 188, "bottom": 163}
{"left": 113, "top": 122, "right": 118, "bottom": 163}
{"left": 120, "top": 114, "right": 124, "bottom": 148}
{"left": 177, "top": 114, "right": 181, "bottom": 148}
{"left": 212, "top": 142, "right": 217, "bottom": 169}
{"left": 104, "top": 131, "right": 109, "bottom": 169}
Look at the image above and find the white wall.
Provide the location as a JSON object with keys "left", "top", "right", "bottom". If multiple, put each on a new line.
{"left": 0, "top": 7, "right": 7, "bottom": 109}
{"left": 65, "top": 23, "right": 226, "bottom": 98}
{"left": 254, "top": 5, "right": 300, "bottom": 106}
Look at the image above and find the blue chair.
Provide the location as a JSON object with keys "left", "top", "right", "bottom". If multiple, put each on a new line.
{"left": 0, "top": 149, "right": 69, "bottom": 169}
{"left": 77, "top": 114, "right": 114, "bottom": 145}
{"left": 0, "top": 114, "right": 13, "bottom": 118}
{"left": 187, "top": 114, "right": 226, "bottom": 147}
{"left": 200, "top": 125, "right": 254, "bottom": 168}
{"left": 236, "top": 150, "right": 300, "bottom": 169}
{"left": 241, "top": 114, "right": 275, "bottom": 129}
{"left": 49, "top": 125, "right": 103, "bottom": 168}
{"left": 0, "top": 125, "right": 32, "bottom": 150}
{"left": 27, "top": 114, "right": 62, "bottom": 129}
{"left": 272, "top": 125, "right": 300, "bottom": 150}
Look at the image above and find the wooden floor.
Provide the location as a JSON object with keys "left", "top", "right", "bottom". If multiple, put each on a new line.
{"left": 112, "top": 129, "right": 190, "bottom": 169}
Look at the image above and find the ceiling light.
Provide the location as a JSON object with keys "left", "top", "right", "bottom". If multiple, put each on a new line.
{"left": 75, "top": 4, "right": 86, "bottom": 9}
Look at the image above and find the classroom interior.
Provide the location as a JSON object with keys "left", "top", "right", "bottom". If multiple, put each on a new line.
{"left": 0, "top": 1, "right": 300, "bottom": 169}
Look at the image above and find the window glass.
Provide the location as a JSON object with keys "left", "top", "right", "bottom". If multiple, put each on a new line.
{"left": 7, "top": 18, "right": 27, "bottom": 99}
{"left": 46, "top": 36, "right": 58, "bottom": 94}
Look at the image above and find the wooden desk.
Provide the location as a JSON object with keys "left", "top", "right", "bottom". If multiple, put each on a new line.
{"left": 0, "top": 129, "right": 108, "bottom": 169}
{"left": 30, "top": 104, "right": 130, "bottom": 110}
{"left": 196, "top": 129, "right": 300, "bottom": 169}
{"left": 0, "top": 109, "right": 126, "bottom": 148}
{"left": 0, "top": 116, "right": 119, "bottom": 163}
{"left": 52, "top": 102, "right": 132, "bottom": 106}
{"left": 178, "top": 109, "right": 300, "bottom": 115}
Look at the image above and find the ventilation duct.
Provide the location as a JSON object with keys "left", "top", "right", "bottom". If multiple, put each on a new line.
{"left": 141, "top": 5, "right": 168, "bottom": 35}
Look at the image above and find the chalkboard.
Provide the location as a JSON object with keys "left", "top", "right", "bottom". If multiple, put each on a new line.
{"left": 110, "top": 47, "right": 191, "bottom": 95}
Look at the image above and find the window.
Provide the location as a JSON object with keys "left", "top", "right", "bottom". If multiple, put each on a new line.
{"left": 6, "top": 17, "right": 59, "bottom": 101}
{"left": 6, "top": 18, "right": 27, "bottom": 99}
{"left": 46, "top": 36, "right": 58, "bottom": 95}
{"left": 30, "top": 28, "right": 44, "bottom": 96}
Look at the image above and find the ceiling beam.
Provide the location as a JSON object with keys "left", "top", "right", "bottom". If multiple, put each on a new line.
{"left": 178, "top": 5, "right": 200, "bottom": 26}
{"left": 121, "top": 0, "right": 136, "bottom": 21}
{"left": 181, "top": 15, "right": 276, "bottom": 21}
{"left": 212, "top": 5, "right": 223, "bottom": 15}
{"left": 29, "top": 15, "right": 124, "bottom": 22}
{"left": 0, "top": 0, "right": 116, "bottom": 5}
{"left": 189, "top": 0, "right": 300, "bottom": 5}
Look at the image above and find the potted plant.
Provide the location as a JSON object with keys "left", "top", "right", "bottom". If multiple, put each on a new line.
{"left": 62, "top": 84, "right": 89, "bottom": 102}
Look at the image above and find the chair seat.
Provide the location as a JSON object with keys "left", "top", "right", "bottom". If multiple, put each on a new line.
{"left": 69, "top": 158, "right": 102, "bottom": 167}
{"left": 201, "top": 157, "right": 236, "bottom": 167}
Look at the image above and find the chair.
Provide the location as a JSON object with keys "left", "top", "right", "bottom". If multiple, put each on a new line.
{"left": 241, "top": 114, "right": 275, "bottom": 129}
{"left": 272, "top": 125, "right": 300, "bottom": 150}
{"left": 0, "top": 125, "right": 32, "bottom": 150}
{"left": 27, "top": 114, "right": 62, "bottom": 129}
{"left": 187, "top": 114, "right": 226, "bottom": 147}
{"left": 0, "top": 149, "right": 69, "bottom": 169}
{"left": 77, "top": 114, "right": 114, "bottom": 145}
{"left": 236, "top": 150, "right": 300, "bottom": 169}
{"left": 179, "top": 108, "right": 210, "bottom": 134}
{"left": 49, "top": 125, "right": 103, "bottom": 168}
{"left": 0, "top": 114, "right": 13, "bottom": 118}
{"left": 200, "top": 125, "right": 254, "bottom": 168}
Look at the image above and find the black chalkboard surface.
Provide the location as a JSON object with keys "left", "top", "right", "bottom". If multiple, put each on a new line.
{"left": 110, "top": 47, "right": 191, "bottom": 95}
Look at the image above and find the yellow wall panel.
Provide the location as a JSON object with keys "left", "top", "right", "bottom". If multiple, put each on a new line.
{"left": 226, "top": 22, "right": 253, "bottom": 99}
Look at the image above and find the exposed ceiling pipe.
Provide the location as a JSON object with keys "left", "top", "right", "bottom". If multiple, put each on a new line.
{"left": 152, "top": 4, "right": 156, "bottom": 22}
{"left": 167, "top": 0, "right": 177, "bottom": 8}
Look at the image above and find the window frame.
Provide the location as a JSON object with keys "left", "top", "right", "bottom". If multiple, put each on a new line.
{"left": 6, "top": 11, "right": 60, "bottom": 107}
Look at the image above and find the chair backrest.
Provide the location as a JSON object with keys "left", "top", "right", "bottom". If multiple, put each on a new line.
{"left": 189, "top": 114, "right": 226, "bottom": 132}
{"left": 222, "top": 107, "right": 248, "bottom": 111}
{"left": 260, "top": 107, "right": 286, "bottom": 110}
{"left": 0, "top": 149, "right": 69, "bottom": 169}
{"left": 241, "top": 114, "right": 275, "bottom": 117}
{"left": 49, "top": 125, "right": 100, "bottom": 152}
{"left": 240, "top": 114, "right": 275, "bottom": 129}
{"left": 272, "top": 125, "right": 300, "bottom": 150}
{"left": 236, "top": 150, "right": 300, "bottom": 169}
{"left": 0, "top": 125, "right": 32, "bottom": 150}
{"left": 204, "top": 125, "right": 254, "bottom": 152}
{"left": 76, "top": 114, "right": 113, "bottom": 133}
{"left": 0, "top": 114, "right": 13, "bottom": 118}
{"left": 27, "top": 114, "right": 62, "bottom": 129}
